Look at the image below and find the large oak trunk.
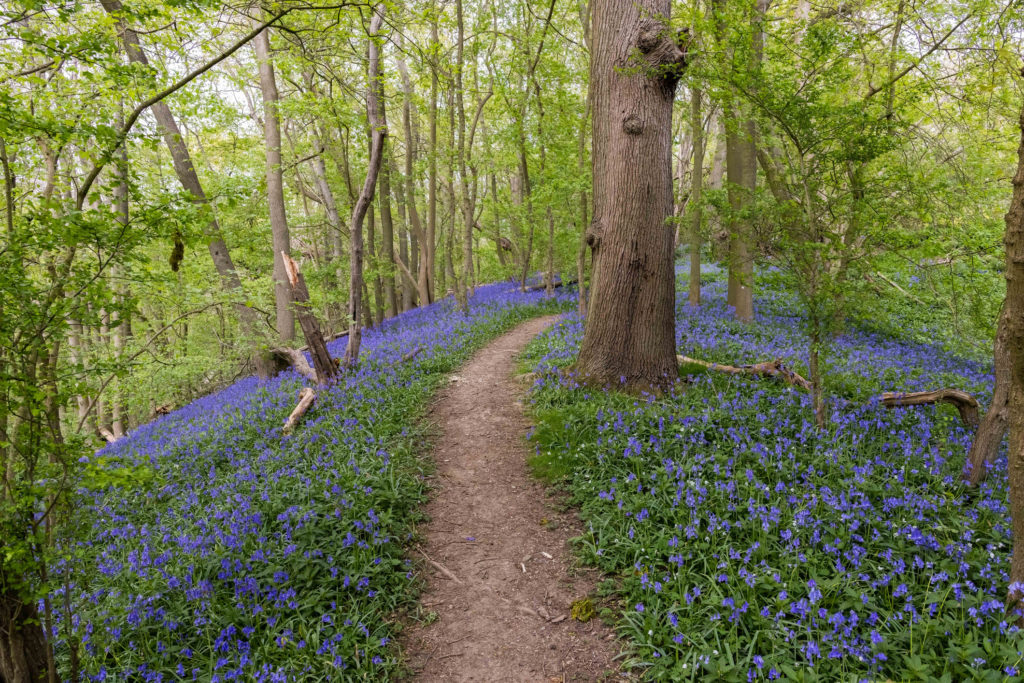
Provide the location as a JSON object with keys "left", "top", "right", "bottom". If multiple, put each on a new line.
{"left": 575, "top": 0, "right": 686, "bottom": 390}
{"left": 1003, "top": 92, "right": 1024, "bottom": 617}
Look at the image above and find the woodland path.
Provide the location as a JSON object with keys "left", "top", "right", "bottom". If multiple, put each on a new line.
{"left": 402, "top": 315, "right": 622, "bottom": 682}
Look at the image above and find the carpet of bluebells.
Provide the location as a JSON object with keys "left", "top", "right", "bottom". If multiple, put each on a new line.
{"left": 524, "top": 269, "right": 1021, "bottom": 682}
{"left": 55, "top": 283, "right": 571, "bottom": 682}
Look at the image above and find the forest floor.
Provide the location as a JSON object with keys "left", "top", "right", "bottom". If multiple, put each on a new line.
{"left": 401, "top": 315, "right": 622, "bottom": 682}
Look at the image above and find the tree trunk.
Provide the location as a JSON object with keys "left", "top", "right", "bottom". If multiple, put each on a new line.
{"left": 101, "top": 0, "right": 260, "bottom": 335}
{"left": 1002, "top": 93, "right": 1024, "bottom": 618}
{"left": 428, "top": 12, "right": 440, "bottom": 302}
{"left": 367, "top": 203, "right": 385, "bottom": 325}
{"left": 254, "top": 24, "right": 295, "bottom": 342}
{"left": 722, "top": 0, "right": 764, "bottom": 323}
{"left": 377, "top": 101, "right": 399, "bottom": 318}
{"left": 724, "top": 104, "right": 755, "bottom": 322}
{"left": 395, "top": 46, "right": 430, "bottom": 306}
{"left": 344, "top": 5, "right": 387, "bottom": 367}
{"left": 965, "top": 300, "right": 1010, "bottom": 485}
{"left": 575, "top": 0, "right": 687, "bottom": 390}
{"left": 0, "top": 583, "right": 48, "bottom": 683}
{"left": 379, "top": 154, "right": 398, "bottom": 318}
{"left": 688, "top": 83, "right": 704, "bottom": 306}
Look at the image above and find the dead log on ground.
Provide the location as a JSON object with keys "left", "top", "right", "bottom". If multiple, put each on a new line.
{"left": 879, "top": 389, "right": 980, "bottom": 429}
{"left": 283, "top": 387, "right": 316, "bottom": 435}
{"left": 282, "top": 252, "right": 339, "bottom": 384}
{"left": 678, "top": 355, "right": 813, "bottom": 392}
{"left": 679, "top": 355, "right": 980, "bottom": 428}
{"left": 98, "top": 427, "right": 118, "bottom": 444}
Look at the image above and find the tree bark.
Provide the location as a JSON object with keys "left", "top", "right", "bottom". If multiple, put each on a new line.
{"left": 427, "top": 11, "right": 440, "bottom": 302}
{"left": 379, "top": 151, "right": 398, "bottom": 318}
{"left": 1002, "top": 92, "right": 1024, "bottom": 618}
{"left": 688, "top": 82, "right": 704, "bottom": 306}
{"left": 254, "top": 24, "right": 295, "bottom": 342}
{"left": 724, "top": 103, "right": 755, "bottom": 321}
{"left": 965, "top": 300, "right": 1010, "bottom": 485}
{"left": 0, "top": 583, "right": 49, "bottom": 683}
{"left": 575, "top": 0, "right": 687, "bottom": 390}
{"left": 344, "top": 5, "right": 387, "bottom": 367}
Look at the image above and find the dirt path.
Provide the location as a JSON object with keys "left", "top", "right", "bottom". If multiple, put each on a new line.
{"left": 402, "top": 315, "right": 621, "bottom": 682}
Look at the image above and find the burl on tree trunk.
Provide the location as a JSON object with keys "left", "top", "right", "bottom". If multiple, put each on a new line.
{"left": 575, "top": 0, "right": 688, "bottom": 391}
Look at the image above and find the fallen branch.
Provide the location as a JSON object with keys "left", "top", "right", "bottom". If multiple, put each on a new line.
{"left": 418, "top": 549, "right": 463, "bottom": 584}
{"left": 865, "top": 272, "right": 927, "bottom": 306}
{"left": 879, "top": 389, "right": 979, "bottom": 429}
{"left": 282, "top": 387, "right": 316, "bottom": 435}
{"left": 98, "top": 427, "right": 117, "bottom": 444}
{"left": 679, "top": 354, "right": 980, "bottom": 428}
{"left": 678, "top": 355, "right": 813, "bottom": 392}
{"left": 400, "top": 346, "right": 423, "bottom": 363}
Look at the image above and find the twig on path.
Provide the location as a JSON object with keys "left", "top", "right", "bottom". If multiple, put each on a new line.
{"left": 419, "top": 549, "right": 464, "bottom": 584}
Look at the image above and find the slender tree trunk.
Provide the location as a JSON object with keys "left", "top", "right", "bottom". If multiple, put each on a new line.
{"left": 1001, "top": 96, "right": 1024, "bottom": 618}
{"left": 395, "top": 48, "right": 430, "bottom": 306}
{"left": 379, "top": 154, "right": 398, "bottom": 318}
{"left": 255, "top": 24, "right": 294, "bottom": 342}
{"left": 723, "top": 0, "right": 764, "bottom": 322}
{"left": 101, "top": 0, "right": 260, "bottom": 335}
{"left": 725, "top": 105, "right": 755, "bottom": 321}
{"left": 344, "top": 5, "right": 387, "bottom": 366}
{"left": 367, "top": 203, "right": 384, "bottom": 325}
{"left": 689, "top": 83, "right": 704, "bottom": 306}
{"left": 575, "top": 0, "right": 687, "bottom": 390}
{"left": 454, "top": 0, "right": 479, "bottom": 306}
{"left": 428, "top": 12, "right": 440, "bottom": 301}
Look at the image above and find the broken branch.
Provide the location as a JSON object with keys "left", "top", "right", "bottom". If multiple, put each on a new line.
{"left": 283, "top": 387, "right": 316, "bottom": 435}
{"left": 678, "top": 355, "right": 813, "bottom": 392}
{"left": 879, "top": 389, "right": 980, "bottom": 429}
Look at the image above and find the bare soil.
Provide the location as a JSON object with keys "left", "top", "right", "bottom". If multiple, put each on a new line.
{"left": 402, "top": 315, "right": 622, "bottom": 682}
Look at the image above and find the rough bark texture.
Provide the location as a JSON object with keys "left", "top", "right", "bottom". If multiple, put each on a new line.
{"left": 1003, "top": 94, "right": 1024, "bottom": 617}
{"left": 254, "top": 25, "right": 295, "bottom": 342}
{"left": 344, "top": 6, "right": 387, "bottom": 367}
{"left": 965, "top": 300, "right": 1010, "bottom": 485}
{"left": 0, "top": 583, "right": 48, "bottom": 683}
{"left": 575, "top": 0, "right": 686, "bottom": 390}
